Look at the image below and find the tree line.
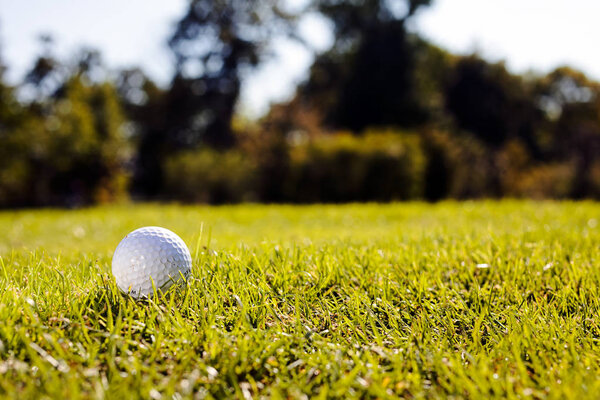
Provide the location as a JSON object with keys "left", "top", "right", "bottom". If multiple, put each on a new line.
{"left": 1, "top": 0, "right": 600, "bottom": 207}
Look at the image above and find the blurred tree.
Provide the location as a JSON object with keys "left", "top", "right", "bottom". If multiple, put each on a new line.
{"left": 129, "top": 0, "right": 297, "bottom": 197}
{"left": 422, "top": 129, "right": 498, "bottom": 199}
{"left": 116, "top": 68, "right": 167, "bottom": 196}
{"left": 0, "top": 48, "right": 129, "bottom": 207}
{"left": 0, "top": 50, "right": 15, "bottom": 127}
{"left": 289, "top": 0, "right": 438, "bottom": 132}
{"left": 444, "top": 56, "right": 544, "bottom": 153}
{"left": 285, "top": 129, "right": 426, "bottom": 202}
{"left": 315, "top": 0, "right": 433, "bottom": 48}
{"left": 23, "top": 35, "right": 63, "bottom": 99}
{"left": 534, "top": 67, "right": 600, "bottom": 197}
{"left": 0, "top": 50, "right": 33, "bottom": 206}
{"left": 167, "top": 0, "right": 297, "bottom": 147}
{"left": 236, "top": 115, "right": 293, "bottom": 202}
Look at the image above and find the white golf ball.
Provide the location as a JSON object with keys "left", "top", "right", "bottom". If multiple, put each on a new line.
{"left": 112, "top": 226, "right": 192, "bottom": 298}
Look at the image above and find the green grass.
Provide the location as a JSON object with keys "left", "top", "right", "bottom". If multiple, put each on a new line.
{"left": 1, "top": 201, "right": 600, "bottom": 398}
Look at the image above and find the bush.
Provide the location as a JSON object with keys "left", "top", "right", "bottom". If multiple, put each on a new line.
{"left": 589, "top": 161, "right": 600, "bottom": 199}
{"left": 496, "top": 139, "right": 531, "bottom": 197}
{"left": 496, "top": 140, "right": 576, "bottom": 199}
{"left": 164, "top": 149, "right": 258, "bottom": 203}
{"left": 511, "top": 163, "right": 576, "bottom": 199}
{"left": 423, "top": 130, "right": 498, "bottom": 200}
{"left": 285, "top": 130, "right": 426, "bottom": 202}
{"left": 0, "top": 78, "right": 130, "bottom": 207}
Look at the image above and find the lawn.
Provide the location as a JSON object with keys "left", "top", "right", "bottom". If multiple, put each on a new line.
{"left": 1, "top": 201, "right": 600, "bottom": 398}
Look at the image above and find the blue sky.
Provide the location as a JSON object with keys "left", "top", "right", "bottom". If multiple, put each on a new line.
{"left": 1, "top": 0, "right": 599, "bottom": 116}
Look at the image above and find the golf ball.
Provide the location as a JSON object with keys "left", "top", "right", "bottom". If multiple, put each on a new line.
{"left": 112, "top": 226, "right": 192, "bottom": 298}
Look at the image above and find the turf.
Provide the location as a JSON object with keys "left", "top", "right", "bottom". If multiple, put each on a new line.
{"left": 1, "top": 201, "right": 600, "bottom": 398}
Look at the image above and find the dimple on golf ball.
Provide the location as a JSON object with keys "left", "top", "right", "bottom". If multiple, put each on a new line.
{"left": 112, "top": 226, "right": 192, "bottom": 298}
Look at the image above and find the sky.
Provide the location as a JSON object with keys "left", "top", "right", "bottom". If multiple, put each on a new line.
{"left": 1, "top": 0, "right": 600, "bottom": 116}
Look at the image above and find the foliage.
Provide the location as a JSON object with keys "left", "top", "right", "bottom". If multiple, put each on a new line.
{"left": 534, "top": 67, "right": 600, "bottom": 197}
{"left": 0, "top": 79, "right": 30, "bottom": 205}
{"left": 295, "top": 0, "right": 440, "bottom": 131}
{"left": 422, "top": 130, "right": 498, "bottom": 200}
{"left": 497, "top": 140, "right": 576, "bottom": 199}
{"left": 0, "top": 75, "right": 129, "bottom": 207}
{"left": 116, "top": 68, "right": 169, "bottom": 197}
{"left": 444, "top": 56, "right": 544, "bottom": 150}
{"left": 3, "top": 1, "right": 600, "bottom": 204}
{"left": 286, "top": 130, "right": 426, "bottom": 202}
{"left": 165, "top": 0, "right": 297, "bottom": 149}
{"left": 119, "top": 0, "right": 300, "bottom": 198}
{"left": 512, "top": 163, "right": 576, "bottom": 199}
{"left": 164, "top": 149, "right": 258, "bottom": 203}
{"left": 1, "top": 202, "right": 600, "bottom": 397}
{"left": 235, "top": 121, "right": 292, "bottom": 203}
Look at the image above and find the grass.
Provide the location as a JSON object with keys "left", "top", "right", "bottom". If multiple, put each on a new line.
{"left": 1, "top": 201, "right": 600, "bottom": 398}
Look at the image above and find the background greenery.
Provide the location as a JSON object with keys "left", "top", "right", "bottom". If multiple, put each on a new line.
{"left": 1, "top": 202, "right": 600, "bottom": 398}
{"left": 2, "top": 0, "right": 600, "bottom": 207}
